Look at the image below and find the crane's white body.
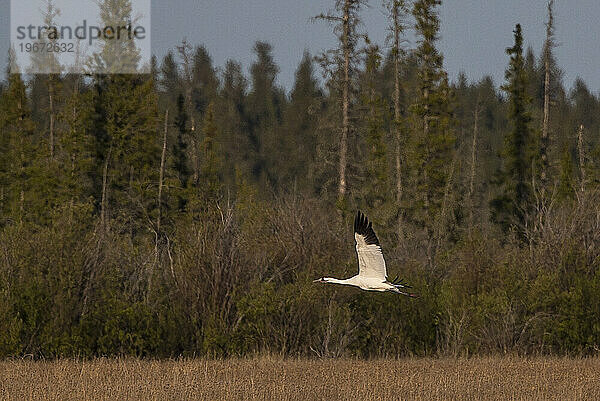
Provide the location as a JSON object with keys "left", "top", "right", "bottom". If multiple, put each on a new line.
{"left": 314, "top": 211, "right": 416, "bottom": 297}
{"left": 317, "top": 276, "right": 397, "bottom": 292}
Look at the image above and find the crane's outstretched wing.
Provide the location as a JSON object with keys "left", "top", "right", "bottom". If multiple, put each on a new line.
{"left": 354, "top": 211, "right": 386, "bottom": 281}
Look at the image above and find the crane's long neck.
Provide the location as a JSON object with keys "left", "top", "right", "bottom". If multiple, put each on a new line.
{"left": 324, "top": 277, "right": 353, "bottom": 285}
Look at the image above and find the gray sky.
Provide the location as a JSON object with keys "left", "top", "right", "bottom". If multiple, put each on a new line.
{"left": 1, "top": 0, "right": 599, "bottom": 93}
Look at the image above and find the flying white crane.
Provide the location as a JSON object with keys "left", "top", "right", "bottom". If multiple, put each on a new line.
{"left": 314, "top": 211, "right": 417, "bottom": 297}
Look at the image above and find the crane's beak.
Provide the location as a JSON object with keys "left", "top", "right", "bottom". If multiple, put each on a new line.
{"left": 313, "top": 278, "right": 324, "bottom": 283}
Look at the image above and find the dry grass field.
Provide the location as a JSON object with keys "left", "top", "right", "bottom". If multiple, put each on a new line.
{"left": 1, "top": 357, "right": 599, "bottom": 400}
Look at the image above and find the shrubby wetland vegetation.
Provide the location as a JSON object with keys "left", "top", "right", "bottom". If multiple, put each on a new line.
{"left": 1, "top": 0, "right": 600, "bottom": 363}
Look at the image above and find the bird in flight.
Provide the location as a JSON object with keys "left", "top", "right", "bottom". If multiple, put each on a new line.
{"left": 314, "top": 211, "right": 417, "bottom": 297}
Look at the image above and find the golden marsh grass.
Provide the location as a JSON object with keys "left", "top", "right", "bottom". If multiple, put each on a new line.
{"left": 1, "top": 357, "right": 599, "bottom": 400}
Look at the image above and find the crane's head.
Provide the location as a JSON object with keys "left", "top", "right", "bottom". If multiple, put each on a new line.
{"left": 313, "top": 277, "right": 328, "bottom": 283}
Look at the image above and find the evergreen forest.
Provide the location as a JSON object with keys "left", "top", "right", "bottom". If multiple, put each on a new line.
{"left": 2, "top": 0, "right": 600, "bottom": 358}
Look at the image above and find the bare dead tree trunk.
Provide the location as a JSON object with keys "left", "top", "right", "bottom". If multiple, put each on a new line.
{"left": 19, "top": 139, "right": 24, "bottom": 224}
{"left": 18, "top": 98, "right": 24, "bottom": 224}
{"left": 338, "top": 0, "right": 351, "bottom": 201}
{"left": 148, "top": 110, "right": 170, "bottom": 303}
{"left": 48, "top": 76, "right": 55, "bottom": 160}
{"left": 67, "top": 76, "right": 83, "bottom": 221}
{"left": 434, "top": 150, "right": 458, "bottom": 260}
{"left": 314, "top": 1, "right": 365, "bottom": 205}
{"left": 423, "top": 117, "right": 430, "bottom": 211}
{"left": 390, "top": 0, "right": 406, "bottom": 246}
{"left": 100, "top": 147, "right": 112, "bottom": 229}
{"left": 468, "top": 102, "right": 481, "bottom": 232}
{"left": 69, "top": 96, "right": 78, "bottom": 222}
{"left": 157, "top": 109, "right": 168, "bottom": 234}
{"left": 19, "top": 190, "right": 24, "bottom": 225}
{"left": 177, "top": 40, "right": 199, "bottom": 185}
{"left": 423, "top": 114, "right": 434, "bottom": 269}
{"left": 422, "top": 64, "right": 431, "bottom": 213}
{"left": 541, "top": 58, "right": 550, "bottom": 186}
{"left": 541, "top": 0, "right": 555, "bottom": 191}
{"left": 86, "top": 142, "right": 112, "bottom": 313}
{"left": 577, "top": 124, "right": 585, "bottom": 194}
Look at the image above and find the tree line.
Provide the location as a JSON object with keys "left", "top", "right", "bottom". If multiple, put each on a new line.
{"left": 1, "top": 0, "right": 600, "bottom": 357}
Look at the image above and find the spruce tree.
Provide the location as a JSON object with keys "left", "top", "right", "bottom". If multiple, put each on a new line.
{"left": 408, "top": 0, "right": 455, "bottom": 258}
{"left": 91, "top": 0, "right": 160, "bottom": 233}
{"left": 92, "top": 0, "right": 141, "bottom": 74}
{"left": 247, "top": 42, "right": 285, "bottom": 189}
{"left": 216, "top": 60, "right": 249, "bottom": 189}
{"left": 0, "top": 72, "right": 37, "bottom": 224}
{"left": 385, "top": 0, "right": 409, "bottom": 245}
{"left": 159, "top": 51, "right": 182, "bottom": 109}
{"left": 0, "top": 85, "right": 5, "bottom": 222}
{"left": 571, "top": 78, "right": 598, "bottom": 133}
{"left": 186, "top": 102, "right": 223, "bottom": 216}
{"left": 191, "top": 46, "right": 219, "bottom": 116}
{"left": 199, "top": 103, "right": 223, "bottom": 201}
{"left": 172, "top": 94, "right": 191, "bottom": 193}
{"left": 282, "top": 52, "right": 324, "bottom": 193}
{"left": 57, "top": 80, "right": 96, "bottom": 219}
{"left": 360, "top": 45, "right": 389, "bottom": 210}
{"left": 491, "top": 24, "right": 534, "bottom": 236}
{"left": 540, "top": 0, "right": 556, "bottom": 189}
{"left": 100, "top": 75, "right": 160, "bottom": 231}
{"left": 28, "top": 0, "right": 63, "bottom": 161}
{"left": 557, "top": 144, "right": 575, "bottom": 201}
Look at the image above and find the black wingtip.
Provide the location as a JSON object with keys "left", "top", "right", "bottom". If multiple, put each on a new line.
{"left": 354, "top": 210, "right": 363, "bottom": 233}
{"left": 354, "top": 210, "right": 380, "bottom": 246}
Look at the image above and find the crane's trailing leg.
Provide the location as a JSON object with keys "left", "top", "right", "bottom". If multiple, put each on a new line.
{"left": 387, "top": 284, "right": 419, "bottom": 297}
